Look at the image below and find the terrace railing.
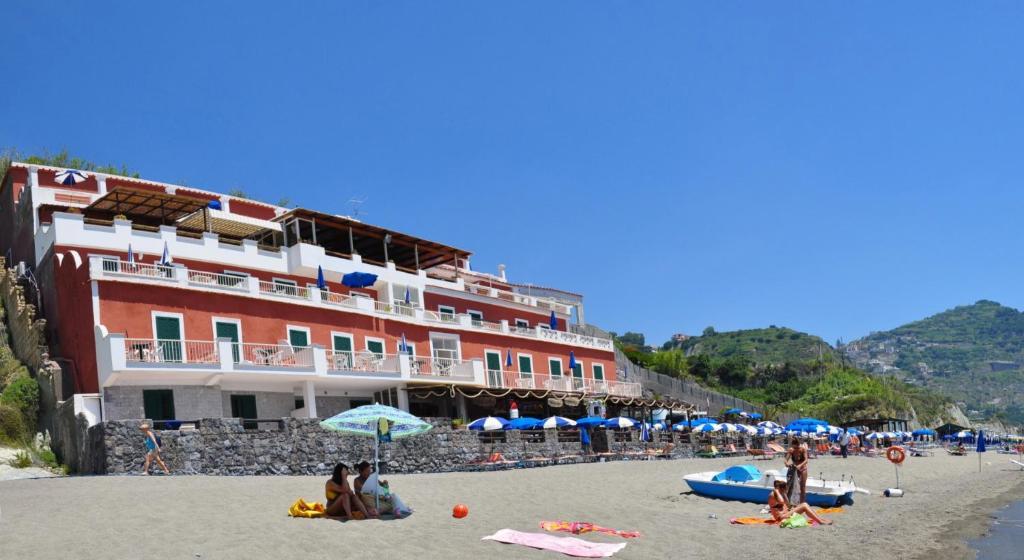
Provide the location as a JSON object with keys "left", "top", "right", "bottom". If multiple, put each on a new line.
{"left": 123, "top": 338, "right": 219, "bottom": 364}
{"left": 258, "top": 281, "right": 309, "bottom": 300}
{"left": 239, "top": 343, "right": 314, "bottom": 368}
{"left": 327, "top": 350, "right": 401, "bottom": 373}
{"left": 188, "top": 270, "right": 249, "bottom": 291}
{"left": 102, "top": 260, "right": 176, "bottom": 281}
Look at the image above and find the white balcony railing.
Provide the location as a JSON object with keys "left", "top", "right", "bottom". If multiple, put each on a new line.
{"left": 90, "top": 255, "right": 615, "bottom": 351}
{"left": 123, "top": 338, "right": 219, "bottom": 364}
{"left": 482, "top": 369, "right": 641, "bottom": 397}
{"left": 239, "top": 343, "right": 314, "bottom": 368}
{"left": 327, "top": 350, "right": 401, "bottom": 373}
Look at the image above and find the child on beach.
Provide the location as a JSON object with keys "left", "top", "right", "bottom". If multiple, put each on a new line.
{"left": 140, "top": 422, "right": 170, "bottom": 475}
{"left": 768, "top": 480, "right": 832, "bottom": 526}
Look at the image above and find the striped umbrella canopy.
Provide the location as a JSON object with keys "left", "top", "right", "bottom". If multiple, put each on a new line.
{"left": 954, "top": 430, "right": 973, "bottom": 439}
{"left": 652, "top": 422, "right": 668, "bottom": 431}
{"left": 603, "top": 417, "right": 636, "bottom": 429}
{"left": 54, "top": 169, "right": 89, "bottom": 185}
{"left": 757, "top": 421, "right": 781, "bottom": 429}
{"left": 575, "top": 416, "right": 607, "bottom": 428}
{"left": 827, "top": 425, "right": 843, "bottom": 435}
{"left": 692, "top": 423, "right": 720, "bottom": 433}
{"left": 468, "top": 416, "right": 510, "bottom": 431}
{"left": 319, "top": 404, "right": 431, "bottom": 439}
{"left": 845, "top": 427, "right": 863, "bottom": 436}
{"left": 541, "top": 416, "right": 576, "bottom": 429}
{"left": 735, "top": 424, "right": 758, "bottom": 435}
{"left": 717, "top": 423, "right": 740, "bottom": 433}
{"left": 756, "top": 426, "right": 781, "bottom": 436}
{"left": 672, "top": 423, "right": 690, "bottom": 432}
{"left": 865, "top": 432, "right": 886, "bottom": 440}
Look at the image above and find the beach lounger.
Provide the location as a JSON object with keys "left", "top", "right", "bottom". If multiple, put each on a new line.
{"left": 696, "top": 445, "right": 719, "bottom": 459}
{"left": 747, "top": 448, "right": 775, "bottom": 460}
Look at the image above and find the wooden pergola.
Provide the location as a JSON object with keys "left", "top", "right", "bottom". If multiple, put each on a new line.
{"left": 83, "top": 186, "right": 211, "bottom": 226}
{"left": 274, "top": 209, "right": 471, "bottom": 272}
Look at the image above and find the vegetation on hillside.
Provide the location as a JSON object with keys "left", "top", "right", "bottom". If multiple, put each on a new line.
{"left": 1, "top": 147, "right": 140, "bottom": 179}
{"left": 847, "top": 300, "right": 1024, "bottom": 425}
{"left": 615, "top": 327, "right": 954, "bottom": 425}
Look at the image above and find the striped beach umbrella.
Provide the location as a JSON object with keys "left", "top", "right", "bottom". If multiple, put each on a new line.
{"left": 692, "top": 423, "right": 719, "bottom": 433}
{"left": 604, "top": 417, "right": 636, "bottom": 429}
{"left": 159, "top": 241, "right": 173, "bottom": 266}
{"left": 735, "top": 424, "right": 758, "bottom": 435}
{"left": 717, "top": 423, "right": 739, "bottom": 433}
{"left": 54, "top": 169, "right": 88, "bottom": 185}
{"left": 757, "top": 421, "right": 781, "bottom": 429}
{"left": 468, "top": 416, "right": 509, "bottom": 431}
{"left": 541, "top": 416, "right": 576, "bottom": 429}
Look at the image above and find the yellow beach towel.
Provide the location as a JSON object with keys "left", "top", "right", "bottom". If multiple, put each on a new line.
{"left": 289, "top": 498, "right": 326, "bottom": 518}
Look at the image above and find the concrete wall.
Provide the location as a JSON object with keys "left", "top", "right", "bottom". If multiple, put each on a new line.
{"left": 103, "top": 385, "right": 223, "bottom": 421}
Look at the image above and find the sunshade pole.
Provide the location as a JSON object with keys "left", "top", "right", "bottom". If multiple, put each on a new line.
{"left": 374, "top": 435, "right": 380, "bottom": 512}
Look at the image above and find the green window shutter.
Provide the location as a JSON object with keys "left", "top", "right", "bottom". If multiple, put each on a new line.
{"left": 549, "top": 360, "right": 562, "bottom": 377}
{"left": 288, "top": 329, "right": 309, "bottom": 347}
{"left": 155, "top": 316, "right": 182, "bottom": 362}
{"left": 572, "top": 364, "right": 583, "bottom": 378}
{"left": 367, "top": 340, "right": 384, "bottom": 356}
{"left": 215, "top": 322, "right": 240, "bottom": 362}
{"left": 518, "top": 356, "right": 532, "bottom": 374}
{"left": 486, "top": 352, "right": 501, "bottom": 371}
{"left": 143, "top": 389, "right": 175, "bottom": 421}
{"left": 230, "top": 395, "right": 258, "bottom": 419}
{"left": 333, "top": 335, "right": 352, "bottom": 352}
{"left": 594, "top": 364, "right": 604, "bottom": 380}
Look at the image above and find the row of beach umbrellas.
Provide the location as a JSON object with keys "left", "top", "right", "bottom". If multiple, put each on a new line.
{"left": 468, "top": 415, "right": 638, "bottom": 431}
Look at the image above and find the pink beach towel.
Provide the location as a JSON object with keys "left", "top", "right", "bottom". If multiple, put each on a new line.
{"left": 482, "top": 529, "right": 627, "bottom": 558}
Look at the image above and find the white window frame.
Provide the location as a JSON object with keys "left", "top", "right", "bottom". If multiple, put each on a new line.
{"left": 548, "top": 357, "right": 563, "bottom": 378}
{"left": 538, "top": 324, "right": 551, "bottom": 330}
{"left": 395, "top": 340, "right": 416, "bottom": 357}
{"left": 484, "top": 349, "right": 503, "bottom": 373}
{"left": 517, "top": 353, "right": 534, "bottom": 378}
{"left": 437, "top": 305, "right": 456, "bottom": 317}
{"left": 151, "top": 311, "right": 186, "bottom": 364}
{"left": 151, "top": 311, "right": 186, "bottom": 341}
{"left": 272, "top": 277, "right": 298, "bottom": 286}
{"left": 467, "top": 309, "right": 484, "bottom": 324}
{"left": 350, "top": 290, "right": 371, "bottom": 299}
{"left": 515, "top": 318, "right": 530, "bottom": 330}
{"left": 211, "top": 317, "right": 243, "bottom": 345}
{"left": 331, "top": 331, "right": 354, "bottom": 352}
{"left": 428, "top": 332, "right": 462, "bottom": 361}
{"left": 222, "top": 270, "right": 250, "bottom": 278}
{"left": 285, "top": 324, "right": 311, "bottom": 348}
{"left": 593, "top": 363, "right": 605, "bottom": 381}
{"left": 365, "top": 336, "right": 387, "bottom": 356}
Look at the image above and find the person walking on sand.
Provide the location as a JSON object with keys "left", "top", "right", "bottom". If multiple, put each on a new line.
{"left": 140, "top": 422, "right": 170, "bottom": 475}
{"left": 784, "top": 437, "right": 809, "bottom": 503}
{"left": 839, "top": 429, "right": 851, "bottom": 459}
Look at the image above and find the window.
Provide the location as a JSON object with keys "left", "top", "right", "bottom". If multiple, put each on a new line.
{"left": 484, "top": 350, "right": 502, "bottom": 387}
{"left": 332, "top": 333, "right": 354, "bottom": 369}
{"left": 287, "top": 326, "right": 310, "bottom": 348}
{"left": 351, "top": 290, "right": 370, "bottom": 299}
{"left": 273, "top": 278, "right": 300, "bottom": 297}
{"left": 571, "top": 361, "right": 583, "bottom": 378}
{"left": 230, "top": 394, "right": 258, "bottom": 428}
{"left": 213, "top": 319, "right": 242, "bottom": 363}
{"left": 152, "top": 312, "right": 184, "bottom": 363}
{"left": 549, "top": 358, "right": 563, "bottom": 378}
{"left": 539, "top": 324, "right": 550, "bottom": 330}
{"left": 390, "top": 284, "right": 421, "bottom": 307}
{"left": 294, "top": 397, "right": 305, "bottom": 410}
{"left": 429, "top": 333, "right": 460, "bottom": 361}
{"left": 373, "top": 388, "right": 399, "bottom": 408}
{"left": 518, "top": 354, "right": 533, "bottom": 377}
{"left": 396, "top": 341, "right": 416, "bottom": 356}
{"left": 101, "top": 255, "right": 120, "bottom": 272}
{"left": 143, "top": 389, "right": 175, "bottom": 421}
{"left": 438, "top": 305, "right": 456, "bottom": 320}
{"left": 593, "top": 364, "right": 605, "bottom": 381}
{"left": 220, "top": 270, "right": 249, "bottom": 289}
{"left": 515, "top": 319, "right": 530, "bottom": 331}
{"left": 468, "top": 310, "right": 483, "bottom": 326}
{"left": 366, "top": 338, "right": 385, "bottom": 358}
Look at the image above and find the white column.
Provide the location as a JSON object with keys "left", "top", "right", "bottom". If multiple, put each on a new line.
{"left": 396, "top": 385, "right": 410, "bottom": 412}
{"left": 96, "top": 174, "right": 108, "bottom": 195}
{"left": 303, "top": 380, "right": 318, "bottom": 418}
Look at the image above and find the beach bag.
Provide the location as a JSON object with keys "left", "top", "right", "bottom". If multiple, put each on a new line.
{"left": 155, "top": 435, "right": 162, "bottom": 447}
{"left": 781, "top": 513, "right": 809, "bottom": 528}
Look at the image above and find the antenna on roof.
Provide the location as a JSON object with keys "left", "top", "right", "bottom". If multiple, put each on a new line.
{"left": 348, "top": 196, "right": 367, "bottom": 220}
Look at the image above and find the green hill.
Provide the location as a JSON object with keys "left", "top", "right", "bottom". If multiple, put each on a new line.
{"left": 846, "top": 300, "right": 1024, "bottom": 424}
{"left": 666, "top": 326, "right": 837, "bottom": 365}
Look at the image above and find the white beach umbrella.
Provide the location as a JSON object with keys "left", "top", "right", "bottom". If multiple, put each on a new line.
{"left": 54, "top": 169, "right": 89, "bottom": 185}
{"left": 604, "top": 417, "right": 637, "bottom": 429}
{"left": 541, "top": 416, "right": 576, "bottom": 429}
{"left": 735, "top": 424, "right": 758, "bottom": 435}
{"left": 827, "top": 425, "right": 842, "bottom": 435}
{"left": 717, "top": 423, "right": 739, "bottom": 433}
{"left": 757, "top": 421, "right": 781, "bottom": 429}
{"left": 467, "top": 416, "right": 509, "bottom": 431}
{"left": 692, "top": 423, "right": 719, "bottom": 433}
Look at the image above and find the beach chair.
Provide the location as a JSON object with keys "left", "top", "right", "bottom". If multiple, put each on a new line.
{"left": 696, "top": 445, "right": 719, "bottom": 459}
{"left": 747, "top": 447, "right": 775, "bottom": 460}
{"left": 721, "top": 444, "right": 742, "bottom": 457}
{"left": 767, "top": 443, "right": 787, "bottom": 455}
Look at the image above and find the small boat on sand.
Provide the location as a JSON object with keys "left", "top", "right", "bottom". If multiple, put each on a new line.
{"left": 683, "top": 465, "right": 870, "bottom": 507}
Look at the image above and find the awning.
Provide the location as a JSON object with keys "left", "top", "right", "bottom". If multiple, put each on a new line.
{"left": 83, "top": 186, "right": 210, "bottom": 224}
{"left": 176, "top": 208, "right": 281, "bottom": 237}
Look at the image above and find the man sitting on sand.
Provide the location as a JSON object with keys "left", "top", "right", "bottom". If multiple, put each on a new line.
{"left": 768, "top": 480, "right": 832, "bottom": 526}
{"left": 353, "top": 461, "right": 411, "bottom": 517}
{"left": 325, "top": 463, "right": 377, "bottom": 520}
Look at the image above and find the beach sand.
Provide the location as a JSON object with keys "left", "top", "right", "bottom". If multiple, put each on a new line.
{"left": 1, "top": 452, "right": 1022, "bottom": 560}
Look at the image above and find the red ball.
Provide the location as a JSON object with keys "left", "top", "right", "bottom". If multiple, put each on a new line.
{"left": 452, "top": 503, "right": 469, "bottom": 518}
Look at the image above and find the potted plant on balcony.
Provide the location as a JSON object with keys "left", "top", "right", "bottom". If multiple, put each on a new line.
{"left": 451, "top": 418, "right": 465, "bottom": 430}
{"left": 114, "top": 213, "right": 128, "bottom": 221}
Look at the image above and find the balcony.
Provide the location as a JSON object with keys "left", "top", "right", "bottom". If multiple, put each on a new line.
{"left": 88, "top": 255, "right": 615, "bottom": 352}
{"left": 484, "top": 370, "right": 642, "bottom": 398}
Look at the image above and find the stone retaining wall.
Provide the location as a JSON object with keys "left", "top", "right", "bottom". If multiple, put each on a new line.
{"left": 79, "top": 418, "right": 696, "bottom": 475}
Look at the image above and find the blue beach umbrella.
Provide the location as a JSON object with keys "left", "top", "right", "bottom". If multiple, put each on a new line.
{"left": 505, "top": 417, "right": 542, "bottom": 430}
{"left": 54, "top": 169, "right": 88, "bottom": 185}
{"left": 575, "top": 416, "right": 607, "bottom": 428}
{"left": 976, "top": 429, "right": 987, "bottom": 472}
{"left": 549, "top": 311, "right": 558, "bottom": 330}
{"left": 845, "top": 427, "right": 862, "bottom": 436}
{"left": 341, "top": 271, "right": 377, "bottom": 288}
{"left": 757, "top": 421, "right": 781, "bottom": 429}
{"left": 541, "top": 416, "right": 576, "bottom": 429}
{"left": 159, "top": 241, "right": 173, "bottom": 266}
{"left": 604, "top": 417, "right": 636, "bottom": 429}
{"left": 692, "top": 423, "right": 720, "bottom": 433}
{"left": 749, "top": 413, "right": 763, "bottom": 420}
{"left": 724, "top": 408, "right": 743, "bottom": 415}
{"left": 316, "top": 266, "right": 327, "bottom": 289}
{"left": 468, "top": 416, "right": 509, "bottom": 431}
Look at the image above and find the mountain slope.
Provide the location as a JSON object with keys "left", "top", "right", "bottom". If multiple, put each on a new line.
{"left": 845, "top": 300, "right": 1024, "bottom": 424}
{"left": 667, "top": 326, "right": 837, "bottom": 365}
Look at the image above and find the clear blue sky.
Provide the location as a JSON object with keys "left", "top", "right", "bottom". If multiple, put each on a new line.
{"left": 4, "top": 2, "right": 1023, "bottom": 346}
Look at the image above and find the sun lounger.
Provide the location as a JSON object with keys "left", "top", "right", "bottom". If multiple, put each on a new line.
{"left": 767, "top": 443, "right": 787, "bottom": 455}
{"left": 696, "top": 445, "right": 719, "bottom": 459}
{"left": 747, "top": 448, "right": 775, "bottom": 460}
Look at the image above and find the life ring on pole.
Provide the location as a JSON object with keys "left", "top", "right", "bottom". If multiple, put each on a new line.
{"left": 886, "top": 446, "right": 906, "bottom": 465}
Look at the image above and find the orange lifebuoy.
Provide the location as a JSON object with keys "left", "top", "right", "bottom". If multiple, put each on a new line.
{"left": 886, "top": 446, "right": 906, "bottom": 465}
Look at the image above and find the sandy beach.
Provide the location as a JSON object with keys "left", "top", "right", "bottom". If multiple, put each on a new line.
{"left": 1, "top": 452, "right": 1022, "bottom": 560}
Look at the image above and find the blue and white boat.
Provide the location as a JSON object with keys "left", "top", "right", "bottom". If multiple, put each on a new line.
{"left": 683, "top": 465, "right": 869, "bottom": 507}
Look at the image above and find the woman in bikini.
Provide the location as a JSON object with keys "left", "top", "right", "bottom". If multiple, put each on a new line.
{"left": 769, "top": 480, "right": 832, "bottom": 525}
{"left": 325, "top": 463, "right": 377, "bottom": 519}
